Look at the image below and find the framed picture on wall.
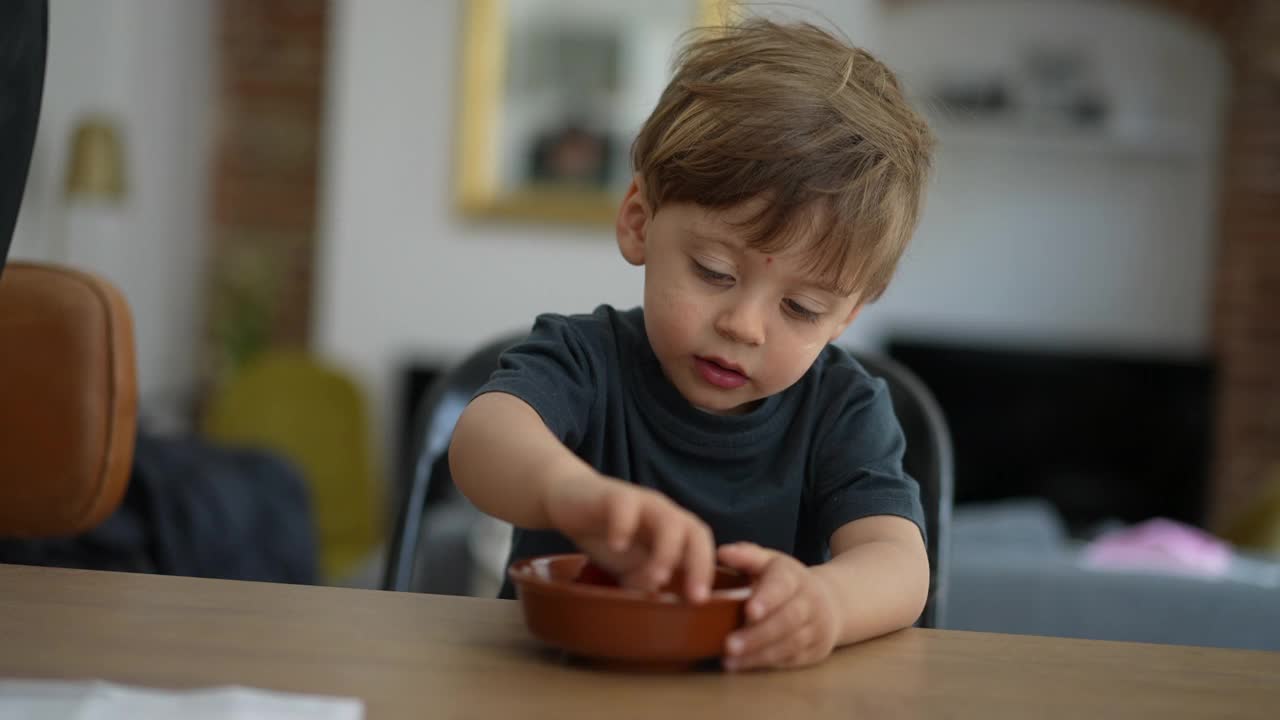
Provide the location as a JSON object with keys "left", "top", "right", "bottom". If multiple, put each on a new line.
{"left": 454, "top": 0, "right": 731, "bottom": 225}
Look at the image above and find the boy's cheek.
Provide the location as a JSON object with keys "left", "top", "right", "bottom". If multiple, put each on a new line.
{"left": 653, "top": 295, "right": 706, "bottom": 339}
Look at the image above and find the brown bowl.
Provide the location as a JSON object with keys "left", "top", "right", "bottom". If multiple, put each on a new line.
{"left": 509, "top": 553, "right": 752, "bottom": 669}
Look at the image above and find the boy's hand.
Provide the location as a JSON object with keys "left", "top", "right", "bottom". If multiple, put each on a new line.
{"left": 717, "top": 542, "right": 841, "bottom": 671}
{"left": 544, "top": 472, "right": 716, "bottom": 602}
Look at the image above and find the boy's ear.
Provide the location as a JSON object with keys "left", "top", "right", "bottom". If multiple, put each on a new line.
{"left": 828, "top": 303, "right": 864, "bottom": 343}
{"left": 615, "top": 175, "right": 650, "bottom": 266}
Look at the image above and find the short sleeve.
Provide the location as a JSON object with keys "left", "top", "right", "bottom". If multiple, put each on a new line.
{"left": 474, "top": 313, "right": 604, "bottom": 448}
{"left": 810, "top": 374, "right": 927, "bottom": 546}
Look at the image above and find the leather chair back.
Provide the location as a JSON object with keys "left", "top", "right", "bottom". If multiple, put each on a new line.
{"left": 0, "top": 262, "right": 137, "bottom": 536}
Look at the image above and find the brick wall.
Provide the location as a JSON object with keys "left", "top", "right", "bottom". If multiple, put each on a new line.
{"left": 204, "top": 0, "right": 328, "bottom": 385}
{"left": 1208, "top": 0, "right": 1280, "bottom": 528}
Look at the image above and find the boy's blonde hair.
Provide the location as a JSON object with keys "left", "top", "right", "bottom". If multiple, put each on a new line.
{"left": 632, "top": 19, "right": 933, "bottom": 301}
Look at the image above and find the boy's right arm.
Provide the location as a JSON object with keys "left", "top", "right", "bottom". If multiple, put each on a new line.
{"left": 449, "top": 391, "right": 590, "bottom": 530}
{"left": 449, "top": 391, "right": 715, "bottom": 601}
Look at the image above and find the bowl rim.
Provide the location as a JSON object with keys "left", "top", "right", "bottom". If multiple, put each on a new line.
{"left": 508, "top": 553, "right": 753, "bottom": 606}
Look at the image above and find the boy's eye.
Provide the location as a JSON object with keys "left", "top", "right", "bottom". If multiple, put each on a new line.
{"left": 692, "top": 260, "right": 734, "bottom": 284}
{"left": 784, "top": 299, "right": 821, "bottom": 323}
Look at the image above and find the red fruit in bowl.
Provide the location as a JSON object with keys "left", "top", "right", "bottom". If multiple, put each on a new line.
{"left": 574, "top": 561, "right": 620, "bottom": 587}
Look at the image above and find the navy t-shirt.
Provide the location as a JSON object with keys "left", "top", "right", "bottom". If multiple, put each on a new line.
{"left": 477, "top": 305, "right": 925, "bottom": 598}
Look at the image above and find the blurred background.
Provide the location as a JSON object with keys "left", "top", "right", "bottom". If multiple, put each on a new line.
{"left": 5, "top": 0, "right": 1280, "bottom": 649}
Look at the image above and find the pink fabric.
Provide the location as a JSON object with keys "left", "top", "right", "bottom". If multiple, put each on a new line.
{"left": 1083, "top": 518, "right": 1232, "bottom": 577}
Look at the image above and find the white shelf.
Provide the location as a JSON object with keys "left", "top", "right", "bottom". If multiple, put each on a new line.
{"left": 930, "top": 119, "right": 1211, "bottom": 164}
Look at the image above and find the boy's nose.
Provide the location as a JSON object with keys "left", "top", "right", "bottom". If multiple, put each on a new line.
{"left": 714, "top": 300, "right": 766, "bottom": 346}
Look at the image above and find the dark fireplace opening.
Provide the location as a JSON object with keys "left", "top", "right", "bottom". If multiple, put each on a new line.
{"left": 886, "top": 338, "right": 1215, "bottom": 535}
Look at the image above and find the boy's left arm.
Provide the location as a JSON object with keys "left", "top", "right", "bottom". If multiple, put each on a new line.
{"left": 718, "top": 515, "right": 928, "bottom": 672}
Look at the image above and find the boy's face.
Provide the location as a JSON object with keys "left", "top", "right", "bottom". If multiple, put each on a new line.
{"left": 616, "top": 179, "right": 863, "bottom": 415}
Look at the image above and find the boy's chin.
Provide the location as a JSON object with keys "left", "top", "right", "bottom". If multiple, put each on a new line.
{"left": 683, "top": 390, "right": 761, "bottom": 416}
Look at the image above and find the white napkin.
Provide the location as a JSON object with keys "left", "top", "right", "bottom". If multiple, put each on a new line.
{"left": 0, "top": 680, "right": 363, "bottom": 720}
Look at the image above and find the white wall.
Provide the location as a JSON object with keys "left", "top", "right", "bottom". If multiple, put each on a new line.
{"left": 861, "top": 0, "right": 1227, "bottom": 352}
{"left": 317, "top": 0, "right": 1226, "bottom": 462}
{"left": 12, "top": 0, "right": 213, "bottom": 427}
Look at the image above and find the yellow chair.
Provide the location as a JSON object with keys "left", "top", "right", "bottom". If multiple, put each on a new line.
{"left": 1224, "top": 465, "right": 1280, "bottom": 554}
{"left": 204, "top": 350, "right": 382, "bottom": 582}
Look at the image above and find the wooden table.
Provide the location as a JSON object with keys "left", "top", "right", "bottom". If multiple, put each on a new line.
{"left": 1, "top": 564, "right": 1277, "bottom": 719}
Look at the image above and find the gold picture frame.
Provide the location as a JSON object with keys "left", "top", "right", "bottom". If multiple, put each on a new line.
{"left": 455, "top": 0, "right": 731, "bottom": 225}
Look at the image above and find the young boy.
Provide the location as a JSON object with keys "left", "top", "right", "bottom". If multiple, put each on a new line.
{"left": 450, "top": 18, "right": 934, "bottom": 672}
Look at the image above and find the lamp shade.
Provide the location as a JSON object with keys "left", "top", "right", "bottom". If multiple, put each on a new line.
{"left": 63, "top": 116, "right": 127, "bottom": 201}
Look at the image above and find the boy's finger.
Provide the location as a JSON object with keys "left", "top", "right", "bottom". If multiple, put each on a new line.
{"left": 684, "top": 524, "right": 715, "bottom": 603}
{"left": 725, "top": 609, "right": 813, "bottom": 668}
{"left": 728, "top": 635, "right": 811, "bottom": 672}
{"left": 725, "top": 607, "right": 802, "bottom": 658}
{"left": 743, "top": 560, "right": 800, "bottom": 621}
{"left": 716, "top": 542, "right": 773, "bottom": 575}
{"left": 607, "top": 493, "right": 641, "bottom": 553}
{"left": 644, "top": 510, "right": 686, "bottom": 587}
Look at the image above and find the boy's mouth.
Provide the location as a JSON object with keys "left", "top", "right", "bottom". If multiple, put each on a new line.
{"left": 694, "top": 356, "right": 748, "bottom": 389}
